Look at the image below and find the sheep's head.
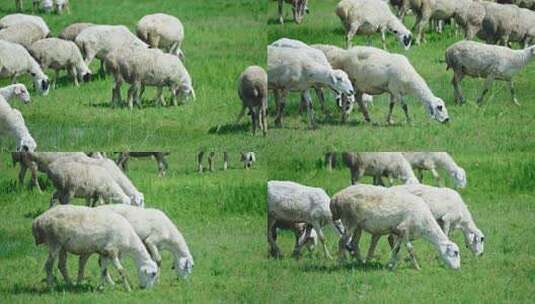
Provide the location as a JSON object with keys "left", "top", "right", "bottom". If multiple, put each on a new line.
{"left": 41, "top": 0, "right": 53, "bottom": 12}
{"left": 452, "top": 167, "right": 467, "bottom": 189}
{"left": 14, "top": 84, "right": 31, "bottom": 103}
{"left": 132, "top": 192, "right": 145, "bottom": 208}
{"left": 138, "top": 260, "right": 159, "bottom": 289}
{"left": 329, "top": 70, "right": 354, "bottom": 96}
{"left": 438, "top": 241, "right": 461, "bottom": 270}
{"left": 335, "top": 92, "right": 355, "bottom": 115}
{"left": 31, "top": 72, "right": 49, "bottom": 96}
{"left": 464, "top": 229, "right": 485, "bottom": 256}
{"left": 17, "top": 135, "right": 37, "bottom": 152}
{"left": 172, "top": 255, "right": 194, "bottom": 279}
{"left": 388, "top": 19, "right": 412, "bottom": 50}
{"left": 427, "top": 97, "right": 449, "bottom": 123}
{"left": 54, "top": 0, "right": 69, "bottom": 13}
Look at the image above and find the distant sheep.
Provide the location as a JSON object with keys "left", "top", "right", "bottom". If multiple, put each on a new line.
{"left": 276, "top": 0, "right": 309, "bottom": 24}
{"left": 342, "top": 152, "right": 420, "bottom": 185}
{"left": 236, "top": 66, "right": 268, "bottom": 136}
{"left": 136, "top": 13, "right": 185, "bottom": 61}
{"left": 59, "top": 22, "right": 94, "bottom": 41}
{"left": 402, "top": 152, "right": 466, "bottom": 188}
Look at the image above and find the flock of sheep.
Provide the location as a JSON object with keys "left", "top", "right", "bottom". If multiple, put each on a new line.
{"left": 269, "top": 152, "right": 483, "bottom": 272}
{"left": 267, "top": 0, "right": 535, "bottom": 129}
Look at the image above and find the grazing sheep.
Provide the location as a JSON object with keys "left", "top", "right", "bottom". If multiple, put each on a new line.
{"left": 0, "top": 22, "right": 48, "bottom": 50}
{"left": 0, "top": 14, "right": 51, "bottom": 37}
{"left": 0, "top": 40, "right": 50, "bottom": 96}
{"left": 402, "top": 152, "right": 466, "bottom": 188}
{"left": 276, "top": 0, "right": 309, "bottom": 24}
{"left": 32, "top": 205, "right": 159, "bottom": 290}
{"left": 0, "top": 96, "right": 37, "bottom": 152}
{"left": 240, "top": 152, "right": 256, "bottom": 169}
{"left": 136, "top": 13, "right": 185, "bottom": 61}
{"left": 267, "top": 181, "right": 343, "bottom": 259}
{"left": 336, "top": 0, "right": 413, "bottom": 49}
{"left": 342, "top": 152, "right": 420, "bottom": 186}
{"left": 268, "top": 46, "right": 354, "bottom": 127}
{"left": 0, "top": 84, "right": 30, "bottom": 104}
{"left": 445, "top": 40, "right": 535, "bottom": 105}
{"left": 96, "top": 205, "right": 194, "bottom": 278}
{"left": 30, "top": 38, "right": 92, "bottom": 88}
{"left": 453, "top": 0, "right": 487, "bottom": 40}
{"left": 46, "top": 160, "right": 131, "bottom": 207}
{"left": 331, "top": 184, "right": 461, "bottom": 270}
{"left": 33, "top": 0, "right": 70, "bottom": 14}
{"left": 477, "top": 1, "right": 522, "bottom": 46}
{"left": 392, "top": 184, "right": 484, "bottom": 255}
{"left": 273, "top": 220, "right": 319, "bottom": 257}
{"left": 59, "top": 22, "right": 94, "bottom": 41}
{"left": 236, "top": 65, "right": 268, "bottom": 136}
{"left": 116, "top": 152, "right": 170, "bottom": 177}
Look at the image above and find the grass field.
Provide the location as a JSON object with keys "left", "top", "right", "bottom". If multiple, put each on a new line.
{"left": 1, "top": 0, "right": 535, "bottom": 303}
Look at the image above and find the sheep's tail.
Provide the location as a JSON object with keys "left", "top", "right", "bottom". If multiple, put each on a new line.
{"left": 32, "top": 219, "right": 46, "bottom": 246}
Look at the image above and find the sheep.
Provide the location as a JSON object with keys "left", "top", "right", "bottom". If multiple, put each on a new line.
{"left": 331, "top": 184, "right": 461, "bottom": 270}
{"left": 32, "top": 205, "right": 159, "bottom": 290}
{"left": 276, "top": 0, "right": 309, "bottom": 24}
{"left": 0, "top": 84, "right": 30, "bottom": 104}
{"left": 267, "top": 181, "right": 344, "bottom": 259}
{"left": 32, "top": 0, "right": 70, "bottom": 14}
{"left": 236, "top": 65, "right": 268, "bottom": 136}
{"left": 402, "top": 152, "right": 466, "bottom": 188}
{"left": 0, "top": 96, "right": 37, "bottom": 152}
{"left": 115, "top": 152, "right": 169, "bottom": 177}
{"left": 114, "top": 46, "right": 195, "bottom": 109}
{"left": 46, "top": 160, "right": 131, "bottom": 207}
{"left": 75, "top": 25, "right": 148, "bottom": 77}
{"left": 453, "top": 0, "right": 487, "bottom": 40}
{"left": 445, "top": 40, "right": 535, "bottom": 106}
{"left": 0, "top": 40, "right": 50, "bottom": 96}
{"left": 136, "top": 13, "right": 185, "bottom": 61}
{"left": 476, "top": 1, "right": 522, "bottom": 46}
{"left": 240, "top": 152, "right": 256, "bottom": 169}
{"left": 272, "top": 220, "right": 319, "bottom": 257}
{"left": 392, "top": 184, "right": 484, "bottom": 256}
{"left": 0, "top": 22, "right": 48, "bottom": 50}
{"left": 59, "top": 22, "right": 94, "bottom": 41}
{"left": 268, "top": 45, "right": 354, "bottom": 127}
{"left": 30, "top": 38, "right": 92, "bottom": 88}
{"left": 342, "top": 152, "right": 420, "bottom": 186}
{"left": 314, "top": 45, "right": 449, "bottom": 124}
{"left": 335, "top": 0, "right": 412, "bottom": 49}
{"left": 0, "top": 14, "right": 50, "bottom": 37}
{"left": 95, "top": 204, "right": 194, "bottom": 278}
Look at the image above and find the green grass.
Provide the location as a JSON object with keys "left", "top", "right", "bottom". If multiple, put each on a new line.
{"left": 0, "top": 0, "right": 534, "bottom": 303}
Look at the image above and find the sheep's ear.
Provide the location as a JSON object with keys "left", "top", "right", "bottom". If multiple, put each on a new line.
{"left": 329, "top": 73, "right": 337, "bottom": 85}
{"left": 14, "top": 86, "right": 22, "bottom": 94}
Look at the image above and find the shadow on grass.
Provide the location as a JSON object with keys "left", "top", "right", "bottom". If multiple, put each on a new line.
{"left": 9, "top": 281, "right": 97, "bottom": 295}
{"left": 208, "top": 123, "right": 250, "bottom": 135}
{"left": 299, "top": 260, "right": 385, "bottom": 273}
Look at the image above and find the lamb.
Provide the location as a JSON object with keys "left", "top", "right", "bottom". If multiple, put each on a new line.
{"left": 115, "top": 152, "right": 170, "bottom": 177}
{"left": 445, "top": 40, "right": 535, "bottom": 106}
{"left": 114, "top": 46, "right": 195, "bottom": 109}
{"left": 402, "top": 152, "right": 466, "bottom": 188}
{"left": 331, "top": 184, "right": 461, "bottom": 270}
{"left": 392, "top": 184, "right": 484, "bottom": 255}
{"left": 240, "top": 152, "right": 256, "bottom": 169}
{"left": 267, "top": 181, "right": 344, "bottom": 259}
{"left": 0, "top": 40, "right": 50, "bottom": 96}
{"left": 0, "top": 22, "right": 48, "bottom": 49}
{"left": 276, "top": 0, "right": 309, "bottom": 24}
{"left": 0, "top": 14, "right": 51, "bottom": 37}
{"left": 59, "top": 22, "right": 94, "bottom": 41}
{"left": 236, "top": 65, "right": 268, "bottom": 136}
{"left": 95, "top": 205, "right": 194, "bottom": 278}
{"left": 268, "top": 45, "right": 354, "bottom": 127}
{"left": 136, "top": 13, "right": 185, "bottom": 61}
{"left": 272, "top": 220, "right": 319, "bottom": 257}
{"left": 335, "top": 0, "right": 412, "bottom": 49}
{"left": 30, "top": 38, "right": 92, "bottom": 88}
{"left": 0, "top": 96, "right": 37, "bottom": 152}
{"left": 75, "top": 25, "right": 148, "bottom": 77}
{"left": 32, "top": 205, "right": 159, "bottom": 290}
{"left": 46, "top": 160, "right": 131, "bottom": 207}
{"left": 0, "top": 84, "right": 30, "bottom": 104}
{"left": 314, "top": 45, "right": 449, "bottom": 124}
{"left": 342, "top": 152, "right": 420, "bottom": 186}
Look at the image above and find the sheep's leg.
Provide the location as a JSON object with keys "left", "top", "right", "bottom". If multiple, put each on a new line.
{"left": 400, "top": 97, "right": 411, "bottom": 124}
{"left": 31, "top": 163, "right": 43, "bottom": 191}
{"left": 235, "top": 105, "right": 246, "bottom": 124}
{"left": 303, "top": 89, "right": 316, "bottom": 128}
{"left": 144, "top": 238, "right": 162, "bottom": 267}
{"left": 507, "top": 80, "right": 520, "bottom": 106}
{"left": 278, "top": 0, "right": 284, "bottom": 24}
{"left": 442, "top": 220, "right": 452, "bottom": 236}
{"left": 155, "top": 86, "right": 165, "bottom": 107}
{"left": 251, "top": 107, "right": 259, "bottom": 136}
{"left": 405, "top": 241, "right": 421, "bottom": 270}
{"left": 260, "top": 100, "right": 268, "bottom": 136}
{"left": 452, "top": 70, "right": 466, "bottom": 104}
{"left": 267, "top": 215, "right": 281, "bottom": 258}
{"left": 58, "top": 248, "right": 72, "bottom": 285}
{"left": 50, "top": 191, "right": 61, "bottom": 208}
{"left": 386, "top": 94, "right": 396, "bottom": 125}
{"left": 70, "top": 66, "right": 79, "bottom": 87}
{"left": 292, "top": 226, "right": 310, "bottom": 258}
{"left": 274, "top": 89, "right": 287, "bottom": 127}
{"left": 415, "top": 9, "right": 431, "bottom": 45}
{"left": 98, "top": 60, "right": 106, "bottom": 79}
{"left": 313, "top": 223, "right": 332, "bottom": 260}
{"left": 11, "top": 74, "right": 18, "bottom": 84}
{"left": 349, "top": 227, "right": 363, "bottom": 262}
{"left": 45, "top": 245, "right": 61, "bottom": 288}
{"left": 77, "top": 254, "right": 90, "bottom": 283}
{"left": 338, "top": 229, "right": 351, "bottom": 262}
{"left": 126, "top": 84, "right": 137, "bottom": 110}
{"left": 53, "top": 70, "right": 59, "bottom": 89}
{"left": 430, "top": 168, "right": 443, "bottom": 187}
{"left": 17, "top": 163, "right": 27, "bottom": 188}
{"left": 386, "top": 235, "right": 402, "bottom": 270}
{"left": 416, "top": 168, "right": 424, "bottom": 182}
{"left": 476, "top": 74, "right": 495, "bottom": 105}
{"left": 346, "top": 22, "right": 360, "bottom": 49}
{"left": 110, "top": 255, "right": 131, "bottom": 291}
{"left": 355, "top": 92, "right": 372, "bottom": 123}
{"left": 111, "top": 80, "right": 122, "bottom": 107}
{"left": 380, "top": 29, "right": 387, "bottom": 50}
{"left": 156, "top": 154, "right": 168, "bottom": 176}
{"left": 98, "top": 256, "right": 115, "bottom": 288}
{"left": 366, "top": 234, "right": 381, "bottom": 262}
{"left": 314, "top": 87, "right": 326, "bottom": 113}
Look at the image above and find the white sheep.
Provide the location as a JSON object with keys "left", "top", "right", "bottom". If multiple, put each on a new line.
{"left": 0, "top": 14, "right": 51, "bottom": 37}
{"left": 240, "top": 152, "right": 256, "bottom": 169}
{"left": 30, "top": 38, "right": 92, "bottom": 88}
{"left": 392, "top": 184, "right": 484, "bottom": 255}
{"left": 342, "top": 152, "right": 420, "bottom": 186}
{"left": 477, "top": 1, "right": 521, "bottom": 46}
{"left": 96, "top": 204, "right": 194, "bottom": 278}
{"left": 402, "top": 152, "right": 466, "bottom": 188}
{"left": 0, "top": 40, "right": 50, "bottom": 96}
{"left": 331, "top": 184, "right": 461, "bottom": 270}
{"left": 32, "top": 205, "right": 159, "bottom": 290}
{"left": 316, "top": 45, "right": 449, "bottom": 124}
{"left": 33, "top": 0, "right": 69, "bottom": 13}
{"left": 46, "top": 160, "right": 131, "bottom": 207}
{"left": 0, "top": 84, "right": 30, "bottom": 104}
{"left": 0, "top": 96, "right": 37, "bottom": 152}
{"left": 236, "top": 66, "right": 268, "bottom": 136}
{"left": 336, "top": 0, "right": 412, "bottom": 49}
{"left": 445, "top": 40, "right": 535, "bottom": 106}
{"left": 268, "top": 45, "right": 354, "bottom": 127}
{"left": 136, "top": 13, "right": 185, "bottom": 61}
{"left": 59, "top": 22, "right": 94, "bottom": 41}
{"left": 267, "top": 181, "right": 344, "bottom": 259}
{"left": 0, "top": 22, "right": 48, "bottom": 50}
